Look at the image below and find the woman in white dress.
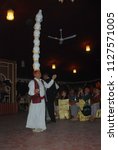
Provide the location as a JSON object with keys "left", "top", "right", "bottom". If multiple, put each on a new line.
{"left": 26, "top": 70, "right": 57, "bottom": 132}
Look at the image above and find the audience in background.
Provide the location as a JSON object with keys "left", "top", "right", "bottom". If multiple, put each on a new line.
{"left": 15, "top": 79, "right": 101, "bottom": 122}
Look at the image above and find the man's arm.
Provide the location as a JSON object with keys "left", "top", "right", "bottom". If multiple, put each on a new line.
{"left": 43, "top": 74, "right": 57, "bottom": 89}
{"left": 55, "top": 82, "right": 59, "bottom": 90}
{"left": 28, "top": 80, "right": 35, "bottom": 96}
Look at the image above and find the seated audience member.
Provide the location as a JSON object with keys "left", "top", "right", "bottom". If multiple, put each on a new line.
{"left": 68, "top": 89, "right": 79, "bottom": 121}
{"left": 83, "top": 87, "right": 91, "bottom": 104}
{"left": 57, "top": 89, "right": 70, "bottom": 119}
{"left": 90, "top": 88, "right": 101, "bottom": 121}
{"left": 95, "top": 81, "right": 101, "bottom": 90}
{"left": 76, "top": 88, "right": 84, "bottom": 100}
{"left": 0, "top": 81, "right": 8, "bottom": 103}
{"left": 77, "top": 87, "right": 91, "bottom": 118}
{"left": 59, "top": 89, "right": 68, "bottom": 99}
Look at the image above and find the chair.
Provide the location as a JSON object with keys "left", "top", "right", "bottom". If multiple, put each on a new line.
{"left": 58, "top": 99, "right": 70, "bottom": 119}
{"left": 96, "top": 109, "right": 101, "bottom": 118}
{"left": 77, "top": 99, "right": 91, "bottom": 121}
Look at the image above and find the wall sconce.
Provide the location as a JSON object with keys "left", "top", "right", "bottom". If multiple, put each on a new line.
{"left": 6, "top": 9, "right": 14, "bottom": 21}
{"left": 58, "top": 0, "right": 75, "bottom": 3}
{"left": 86, "top": 45, "right": 91, "bottom": 52}
{"left": 58, "top": 0, "right": 64, "bottom": 3}
{"left": 73, "top": 69, "right": 77, "bottom": 74}
{"left": 52, "top": 64, "right": 56, "bottom": 69}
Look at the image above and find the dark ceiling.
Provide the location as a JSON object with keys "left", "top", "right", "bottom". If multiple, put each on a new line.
{"left": 0, "top": 0, "right": 101, "bottom": 81}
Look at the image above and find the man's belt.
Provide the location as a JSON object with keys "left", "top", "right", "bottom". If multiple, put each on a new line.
{"left": 31, "top": 94, "right": 45, "bottom": 103}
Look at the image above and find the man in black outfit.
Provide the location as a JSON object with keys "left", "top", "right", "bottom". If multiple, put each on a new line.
{"left": 43, "top": 73, "right": 59, "bottom": 122}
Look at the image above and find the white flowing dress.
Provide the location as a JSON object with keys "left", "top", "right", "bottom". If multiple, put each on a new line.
{"left": 26, "top": 78, "right": 54, "bottom": 130}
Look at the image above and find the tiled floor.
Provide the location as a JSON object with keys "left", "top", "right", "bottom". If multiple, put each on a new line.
{"left": 0, "top": 112, "right": 101, "bottom": 150}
